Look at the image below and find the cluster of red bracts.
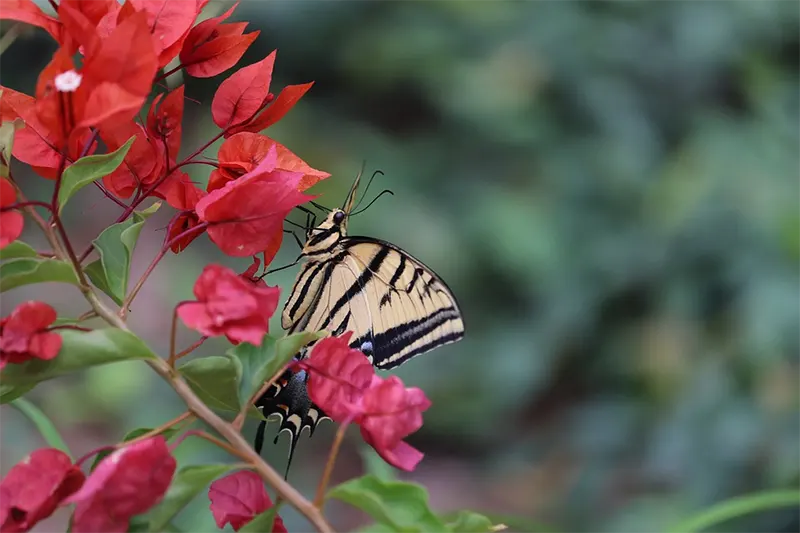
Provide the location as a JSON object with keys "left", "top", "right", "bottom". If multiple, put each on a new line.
{"left": 0, "top": 301, "right": 61, "bottom": 371}
{"left": 0, "top": 0, "right": 329, "bottom": 263}
{"left": 0, "top": 438, "right": 286, "bottom": 533}
{"left": 0, "top": 438, "right": 175, "bottom": 533}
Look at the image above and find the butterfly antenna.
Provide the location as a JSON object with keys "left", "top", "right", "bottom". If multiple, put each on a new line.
{"left": 351, "top": 189, "right": 394, "bottom": 216}
{"left": 352, "top": 170, "right": 385, "bottom": 212}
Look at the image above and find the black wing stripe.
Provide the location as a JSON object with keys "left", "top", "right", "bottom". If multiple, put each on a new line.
{"left": 382, "top": 331, "right": 464, "bottom": 368}
{"left": 352, "top": 306, "right": 460, "bottom": 365}
{"left": 287, "top": 261, "right": 326, "bottom": 320}
{"left": 287, "top": 253, "right": 344, "bottom": 333}
{"left": 389, "top": 253, "right": 407, "bottom": 287}
{"left": 319, "top": 246, "right": 390, "bottom": 330}
{"left": 406, "top": 267, "right": 422, "bottom": 292}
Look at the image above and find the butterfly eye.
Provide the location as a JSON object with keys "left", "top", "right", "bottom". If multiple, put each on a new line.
{"left": 333, "top": 211, "right": 345, "bottom": 225}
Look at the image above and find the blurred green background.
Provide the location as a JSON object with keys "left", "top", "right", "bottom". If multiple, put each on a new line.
{"left": 1, "top": 1, "right": 799, "bottom": 532}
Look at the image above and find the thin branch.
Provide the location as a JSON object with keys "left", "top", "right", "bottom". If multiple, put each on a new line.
{"left": 122, "top": 411, "right": 194, "bottom": 447}
{"left": 81, "top": 290, "right": 334, "bottom": 533}
{"left": 174, "top": 336, "right": 208, "bottom": 362}
{"left": 314, "top": 422, "right": 349, "bottom": 509}
{"left": 7, "top": 170, "right": 65, "bottom": 258}
{"left": 120, "top": 223, "right": 208, "bottom": 317}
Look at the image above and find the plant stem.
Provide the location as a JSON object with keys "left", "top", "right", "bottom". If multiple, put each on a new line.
{"left": 112, "top": 130, "right": 226, "bottom": 226}
{"left": 123, "top": 411, "right": 194, "bottom": 447}
{"left": 120, "top": 223, "right": 207, "bottom": 317}
{"left": 314, "top": 422, "right": 349, "bottom": 509}
{"left": 173, "top": 430, "right": 252, "bottom": 463}
{"left": 6, "top": 173, "right": 65, "bottom": 258}
{"left": 1, "top": 200, "right": 54, "bottom": 212}
{"left": 174, "top": 336, "right": 208, "bottom": 362}
{"left": 82, "top": 292, "right": 335, "bottom": 533}
{"left": 154, "top": 64, "right": 184, "bottom": 85}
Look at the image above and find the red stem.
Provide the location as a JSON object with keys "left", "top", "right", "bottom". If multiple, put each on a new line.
{"left": 110, "top": 129, "right": 227, "bottom": 226}
{"left": 154, "top": 64, "right": 184, "bottom": 85}
{"left": 1, "top": 201, "right": 53, "bottom": 212}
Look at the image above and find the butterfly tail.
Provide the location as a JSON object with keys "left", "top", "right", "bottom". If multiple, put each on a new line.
{"left": 254, "top": 367, "right": 329, "bottom": 479}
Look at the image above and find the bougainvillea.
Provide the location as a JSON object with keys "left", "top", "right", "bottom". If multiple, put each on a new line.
{"left": 0, "top": 2, "right": 495, "bottom": 532}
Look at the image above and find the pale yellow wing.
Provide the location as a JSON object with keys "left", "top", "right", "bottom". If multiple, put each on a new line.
{"left": 282, "top": 237, "right": 464, "bottom": 369}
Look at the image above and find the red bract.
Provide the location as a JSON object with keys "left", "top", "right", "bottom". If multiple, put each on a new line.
{"left": 239, "top": 256, "right": 264, "bottom": 286}
{"left": 306, "top": 332, "right": 376, "bottom": 422}
{"left": 66, "top": 436, "right": 176, "bottom": 533}
{"left": 227, "top": 82, "right": 314, "bottom": 137}
{"left": 180, "top": 2, "right": 259, "bottom": 78}
{"left": 195, "top": 145, "right": 314, "bottom": 258}
{"left": 0, "top": 301, "right": 62, "bottom": 371}
{"left": 129, "top": 0, "right": 200, "bottom": 68}
{"left": 146, "top": 84, "right": 184, "bottom": 162}
{"left": 208, "top": 471, "right": 287, "bottom": 533}
{"left": 0, "top": 87, "right": 94, "bottom": 179}
{"left": 208, "top": 132, "right": 330, "bottom": 193}
{"left": 359, "top": 376, "right": 431, "bottom": 471}
{"left": 0, "top": 448, "right": 85, "bottom": 533}
{"left": 0, "top": 0, "right": 62, "bottom": 42}
{"left": 0, "top": 178, "right": 23, "bottom": 248}
{"left": 212, "top": 51, "right": 276, "bottom": 129}
{"left": 303, "top": 333, "right": 432, "bottom": 472}
{"left": 178, "top": 264, "right": 280, "bottom": 345}
{"left": 100, "top": 121, "right": 164, "bottom": 199}
{"left": 0, "top": 8, "right": 157, "bottom": 173}
{"left": 164, "top": 171, "right": 206, "bottom": 253}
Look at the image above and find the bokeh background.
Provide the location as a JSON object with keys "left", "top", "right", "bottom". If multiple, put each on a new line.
{"left": 2, "top": 1, "right": 799, "bottom": 532}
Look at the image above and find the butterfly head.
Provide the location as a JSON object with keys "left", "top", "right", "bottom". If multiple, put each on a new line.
{"left": 302, "top": 208, "right": 348, "bottom": 259}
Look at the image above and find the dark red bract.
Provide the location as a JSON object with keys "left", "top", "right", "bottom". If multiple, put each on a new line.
{"left": 358, "top": 376, "right": 431, "bottom": 472}
{"left": 0, "top": 301, "right": 62, "bottom": 370}
{"left": 178, "top": 264, "right": 280, "bottom": 345}
{"left": 66, "top": 436, "right": 176, "bottom": 533}
{"left": 208, "top": 471, "right": 287, "bottom": 533}
{"left": 303, "top": 333, "right": 433, "bottom": 471}
{"left": 306, "top": 332, "right": 375, "bottom": 422}
{"left": 0, "top": 448, "right": 85, "bottom": 533}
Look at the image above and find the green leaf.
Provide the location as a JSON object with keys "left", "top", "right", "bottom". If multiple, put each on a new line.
{"left": 90, "top": 426, "right": 181, "bottom": 472}
{"left": 0, "top": 328, "right": 157, "bottom": 387}
{"left": 10, "top": 397, "right": 72, "bottom": 458}
{"left": 0, "top": 118, "right": 24, "bottom": 177}
{"left": 229, "top": 330, "right": 324, "bottom": 410}
{"left": 0, "top": 241, "right": 38, "bottom": 260}
{"left": 361, "top": 445, "right": 398, "bottom": 482}
{"left": 0, "top": 257, "right": 80, "bottom": 292}
{"left": 85, "top": 204, "right": 160, "bottom": 305}
{"left": 667, "top": 490, "right": 800, "bottom": 533}
{"left": 178, "top": 356, "right": 242, "bottom": 413}
{"left": 57, "top": 136, "right": 134, "bottom": 214}
{"left": 443, "top": 511, "right": 495, "bottom": 532}
{"left": 0, "top": 383, "right": 33, "bottom": 404}
{"left": 327, "top": 475, "right": 447, "bottom": 533}
{"left": 148, "top": 464, "right": 237, "bottom": 532}
{"left": 239, "top": 502, "right": 283, "bottom": 533}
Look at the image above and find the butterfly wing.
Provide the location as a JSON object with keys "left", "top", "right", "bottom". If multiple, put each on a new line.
{"left": 257, "top": 237, "right": 464, "bottom": 473}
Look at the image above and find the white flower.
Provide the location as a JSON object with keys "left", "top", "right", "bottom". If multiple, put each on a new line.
{"left": 54, "top": 70, "right": 82, "bottom": 92}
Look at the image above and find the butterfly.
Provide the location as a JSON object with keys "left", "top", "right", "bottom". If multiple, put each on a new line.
{"left": 254, "top": 167, "right": 465, "bottom": 474}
